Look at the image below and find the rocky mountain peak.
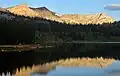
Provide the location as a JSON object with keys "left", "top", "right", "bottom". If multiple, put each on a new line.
{"left": 29, "top": 6, "right": 54, "bottom": 14}
{"left": 59, "top": 12, "right": 114, "bottom": 24}
{"left": 7, "top": 4, "right": 28, "bottom": 9}
{"left": 1, "top": 4, "right": 115, "bottom": 24}
{"left": 37, "top": 7, "right": 49, "bottom": 11}
{"left": 16, "top": 4, "right": 28, "bottom": 7}
{"left": 6, "top": 4, "right": 39, "bottom": 17}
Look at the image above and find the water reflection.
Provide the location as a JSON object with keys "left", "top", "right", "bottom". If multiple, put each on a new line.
{"left": 104, "top": 61, "right": 120, "bottom": 76}
{"left": 49, "top": 66, "right": 104, "bottom": 76}
{"left": 31, "top": 61, "right": 120, "bottom": 76}
{"left": 1, "top": 43, "right": 120, "bottom": 73}
{"left": 31, "top": 66, "right": 104, "bottom": 76}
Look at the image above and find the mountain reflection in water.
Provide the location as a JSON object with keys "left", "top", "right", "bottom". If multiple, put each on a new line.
{"left": 0, "top": 43, "right": 120, "bottom": 74}
{"left": 31, "top": 61, "right": 120, "bottom": 76}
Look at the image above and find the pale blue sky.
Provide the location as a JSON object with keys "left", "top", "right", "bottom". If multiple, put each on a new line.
{"left": 1, "top": 0, "right": 120, "bottom": 20}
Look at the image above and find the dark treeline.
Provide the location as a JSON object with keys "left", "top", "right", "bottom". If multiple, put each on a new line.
{"left": 0, "top": 10, "right": 120, "bottom": 44}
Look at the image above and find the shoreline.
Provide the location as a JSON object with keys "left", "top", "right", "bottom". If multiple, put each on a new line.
{"left": 0, "top": 44, "right": 52, "bottom": 52}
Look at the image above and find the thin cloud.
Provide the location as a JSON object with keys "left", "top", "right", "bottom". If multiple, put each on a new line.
{"left": 104, "top": 4, "right": 120, "bottom": 11}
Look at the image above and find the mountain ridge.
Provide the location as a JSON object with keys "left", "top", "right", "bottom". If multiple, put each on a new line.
{"left": 0, "top": 4, "right": 115, "bottom": 24}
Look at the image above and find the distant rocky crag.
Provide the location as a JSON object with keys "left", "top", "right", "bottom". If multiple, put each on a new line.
{"left": 0, "top": 4, "right": 115, "bottom": 24}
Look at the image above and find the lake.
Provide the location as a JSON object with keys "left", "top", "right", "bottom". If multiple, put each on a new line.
{"left": 0, "top": 43, "right": 120, "bottom": 74}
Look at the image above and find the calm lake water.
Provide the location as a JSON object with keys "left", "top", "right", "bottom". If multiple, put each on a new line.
{"left": 0, "top": 43, "right": 120, "bottom": 74}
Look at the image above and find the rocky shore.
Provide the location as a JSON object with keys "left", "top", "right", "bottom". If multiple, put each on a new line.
{"left": 11, "top": 57, "right": 116, "bottom": 76}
